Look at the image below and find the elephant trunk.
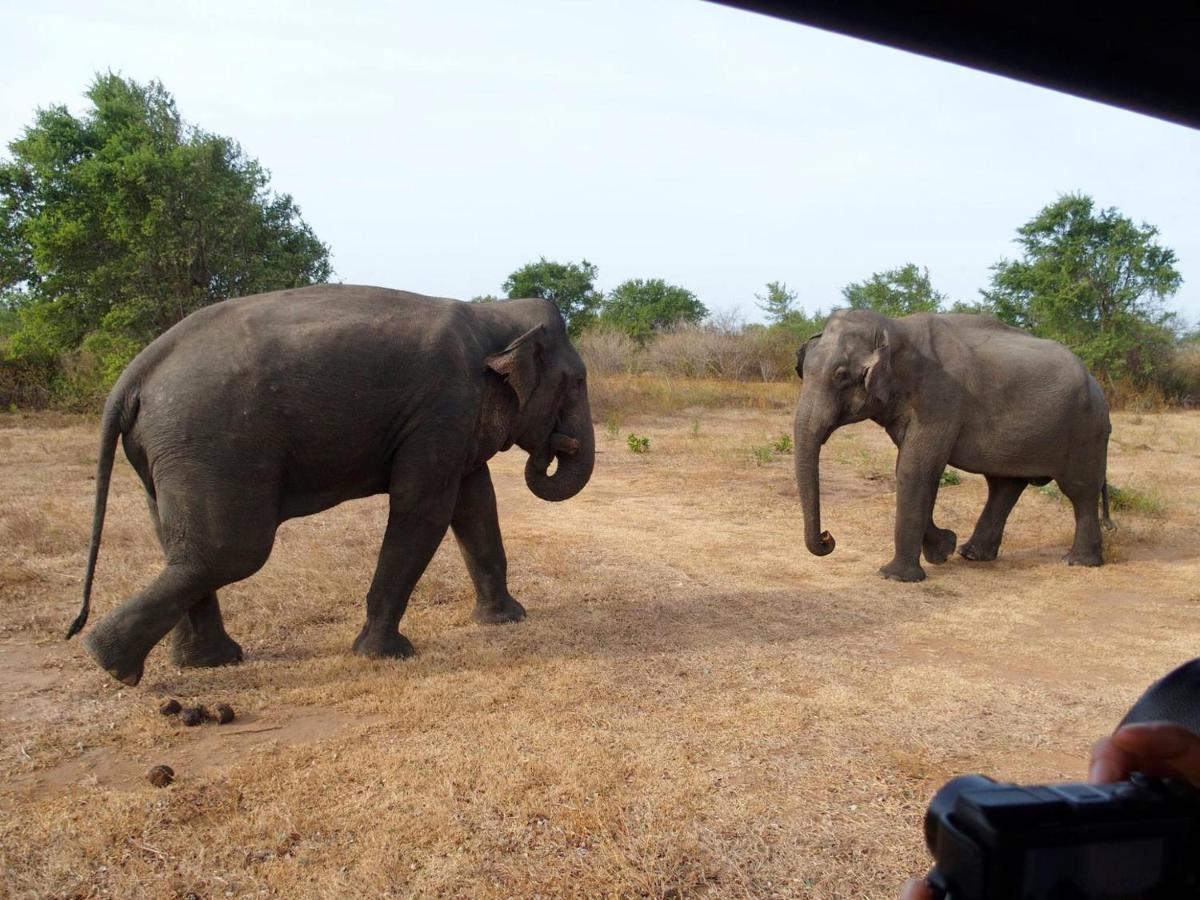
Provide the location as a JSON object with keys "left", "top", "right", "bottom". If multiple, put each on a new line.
{"left": 795, "top": 395, "right": 836, "bottom": 556}
{"left": 525, "top": 391, "right": 595, "bottom": 502}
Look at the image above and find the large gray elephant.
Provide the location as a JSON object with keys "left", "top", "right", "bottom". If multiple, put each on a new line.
{"left": 67, "top": 285, "right": 595, "bottom": 685}
{"left": 793, "top": 309, "right": 1112, "bottom": 582}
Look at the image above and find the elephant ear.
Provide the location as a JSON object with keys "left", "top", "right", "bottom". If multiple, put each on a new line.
{"left": 484, "top": 325, "right": 545, "bottom": 410}
{"left": 794, "top": 332, "right": 822, "bottom": 379}
{"left": 864, "top": 331, "right": 891, "bottom": 405}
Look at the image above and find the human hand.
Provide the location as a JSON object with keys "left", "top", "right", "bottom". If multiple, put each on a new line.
{"left": 1089, "top": 721, "right": 1200, "bottom": 785}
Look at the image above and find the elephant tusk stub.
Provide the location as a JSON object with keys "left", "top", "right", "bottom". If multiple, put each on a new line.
{"left": 550, "top": 432, "right": 580, "bottom": 455}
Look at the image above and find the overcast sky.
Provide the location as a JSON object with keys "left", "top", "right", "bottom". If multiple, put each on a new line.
{"left": 4, "top": 0, "right": 1199, "bottom": 325}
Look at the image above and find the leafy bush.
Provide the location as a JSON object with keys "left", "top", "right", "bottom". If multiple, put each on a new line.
{"left": 772, "top": 434, "right": 794, "bottom": 454}
{"left": 939, "top": 468, "right": 962, "bottom": 486}
{"left": 626, "top": 433, "right": 650, "bottom": 454}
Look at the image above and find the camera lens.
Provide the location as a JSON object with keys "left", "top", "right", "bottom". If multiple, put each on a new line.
{"left": 925, "top": 774, "right": 998, "bottom": 852}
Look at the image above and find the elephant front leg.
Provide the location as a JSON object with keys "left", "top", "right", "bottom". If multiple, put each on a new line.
{"left": 352, "top": 484, "right": 458, "bottom": 660}
{"left": 451, "top": 464, "right": 526, "bottom": 625}
{"left": 959, "top": 476, "right": 1026, "bottom": 562}
{"left": 881, "top": 438, "right": 953, "bottom": 582}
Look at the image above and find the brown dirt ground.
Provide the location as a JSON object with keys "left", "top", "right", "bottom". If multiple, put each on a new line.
{"left": 1, "top": 392, "right": 1198, "bottom": 898}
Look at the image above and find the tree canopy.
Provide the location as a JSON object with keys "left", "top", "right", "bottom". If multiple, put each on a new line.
{"left": 502, "top": 257, "right": 602, "bottom": 336}
{"left": 755, "top": 281, "right": 799, "bottom": 324}
{"left": 981, "top": 193, "right": 1182, "bottom": 384}
{"left": 1, "top": 74, "right": 331, "bottom": 372}
{"left": 841, "top": 263, "right": 946, "bottom": 318}
{"left": 600, "top": 278, "right": 708, "bottom": 342}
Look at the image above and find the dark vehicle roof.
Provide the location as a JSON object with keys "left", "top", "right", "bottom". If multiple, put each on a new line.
{"left": 711, "top": 1, "right": 1200, "bottom": 130}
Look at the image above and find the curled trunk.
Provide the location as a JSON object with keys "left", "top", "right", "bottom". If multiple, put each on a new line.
{"left": 526, "top": 391, "right": 595, "bottom": 502}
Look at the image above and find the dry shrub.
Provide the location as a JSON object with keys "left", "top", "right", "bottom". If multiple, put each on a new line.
{"left": 577, "top": 316, "right": 799, "bottom": 385}
{"left": 1167, "top": 342, "right": 1200, "bottom": 407}
{"left": 588, "top": 373, "right": 796, "bottom": 421}
{"left": 575, "top": 326, "right": 639, "bottom": 375}
{"left": 0, "top": 355, "right": 56, "bottom": 408}
{"left": 1105, "top": 380, "right": 1170, "bottom": 412}
{"left": 641, "top": 314, "right": 758, "bottom": 381}
{"left": 742, "top": 326, "right": 799, "bottom": 382}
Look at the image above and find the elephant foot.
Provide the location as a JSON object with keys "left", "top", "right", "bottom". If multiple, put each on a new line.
{"left": 958, "top": 541, "right": 998, "bottom": 562}
{"left": 351, "top": 628, "right": 415, "bottom": 660}
{"left": 170, "top": 633, "right": 244, "bottom": 669}
{"left": 879, "top": 559, "right": 927, "bottom": 583}
{"left": 473, "top": 595, "right": 526, "bottom": 625}
{"left": 82, "top": 628, "right": 145, "bottom": 686}
{"left": 922, "top": 528, "right": 957, "bottom": 564}
{"left": 1065, "top": 549, "right": 1104, "bottom": 567}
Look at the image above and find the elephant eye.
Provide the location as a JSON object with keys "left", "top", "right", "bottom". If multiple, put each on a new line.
{"left": 833, "top": 367, "right": 850, "bottom": 384}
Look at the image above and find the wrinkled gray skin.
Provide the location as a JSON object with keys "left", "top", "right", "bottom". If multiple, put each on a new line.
{"left": 68, "top": 285, "right": 595, "bottom": 685}
{"left": 794, "top": 309, "right": 1112, "bottom": 583}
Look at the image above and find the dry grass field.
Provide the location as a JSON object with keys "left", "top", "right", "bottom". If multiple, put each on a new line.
{"left": 2, "top": 376, "right": 1199, "bottom": 898}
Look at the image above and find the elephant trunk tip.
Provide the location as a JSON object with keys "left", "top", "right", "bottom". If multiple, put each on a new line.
{"left": 550, "top": 432, "right": 579, "bottom": 455}
{"left": 806, "top": 530, "right": 836, "bottom": 556}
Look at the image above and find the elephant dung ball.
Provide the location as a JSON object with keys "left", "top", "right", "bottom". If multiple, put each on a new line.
{"left": 214, "top": 703, "right": 235, "bottom": 725}
{"left": 180, "top": 706, "right": 206, "bottom": 727}
{"left": 159, "top": 698, "right": 182, "bottom": 716}
{"left": 147, "top": 764, "right": 175, "bottom": 787}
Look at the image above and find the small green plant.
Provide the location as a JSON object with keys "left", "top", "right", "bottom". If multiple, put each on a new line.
{"left": 1037, "top": 482, "right": 1063, "bottom": 500}
{"left": 626, "top": 433, "right": 650, "bottom": 454}
{"left": 938, "top": 468, "right": 962, "bottom": 487}
{"left": 691, "top": 417, "right": 701, "bottom": 438}
{"left": 605, "top": 412, "right": 620, "bottom": 438}
{"left": 752, "top": 445, "right": 774, "bottom": 466}
{"left": 772, "top": 433, "right": 793, "bottom": 454}
{"left": 1108, "top": 484, "right": 1165, "bottom": 517}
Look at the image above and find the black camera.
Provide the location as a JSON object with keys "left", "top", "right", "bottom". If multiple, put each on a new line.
{"left": 923, "top": 772, "right": 1200, "bottom": 899}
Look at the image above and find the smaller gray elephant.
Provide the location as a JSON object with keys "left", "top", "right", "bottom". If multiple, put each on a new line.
{"left": 793, "top": 309, "right": 1113, "bottom": 582}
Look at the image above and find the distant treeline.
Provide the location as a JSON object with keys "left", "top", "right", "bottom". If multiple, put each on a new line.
{"left": 1, "top": 76, "right": 1196, "bottom": 409}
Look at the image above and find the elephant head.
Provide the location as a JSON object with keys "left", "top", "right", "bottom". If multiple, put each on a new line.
{"left": 477, "top": 300, "right": 595, "bottom": 502}
{"left": 793, "top": 309, "right": 895, "bottom": 556}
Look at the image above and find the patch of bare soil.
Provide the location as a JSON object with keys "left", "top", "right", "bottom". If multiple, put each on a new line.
{"left": 2, "top": 640, "right": 384, "bottom": 800}
{"left": 2, "top": 406, "right": 1199, "bottom": 898}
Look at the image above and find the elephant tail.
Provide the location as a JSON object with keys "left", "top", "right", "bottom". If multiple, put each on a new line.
{"left": 1101, "top": 481, "right": 1116, "bottom": 531}
{"left": 66, "top": 389, "right": 136, "bottom": 639}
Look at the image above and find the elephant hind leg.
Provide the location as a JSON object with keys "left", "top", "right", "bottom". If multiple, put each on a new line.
{"left": 1061, "top": 482, "right": 1104, "bottom": 567}
{"left": 83, "top": 563, "right": 227, "bottom": 685}
{"left": 84, "top": 484, "right": 276, "bottom": 685}
{"left": 922, "top": 520, "right": 957, "bottom": 564}
{"left": 143, "top": 493, "right": 244, "bottom": 670}
{"left": 959, "top": 476, "right": 1027, "bottom": 562}
{"left": 170, "top": 593, "right": 244, "bottom": 669}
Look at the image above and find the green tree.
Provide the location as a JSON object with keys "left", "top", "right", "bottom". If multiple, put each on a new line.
{"left": 1, "top": 74, "right": 331, "bottom": 370}
{"left": 841, "top": 263, "right": 946, "bottom": 317}
{"left": 600, "top": 278, "right": 707, "bottom": 342}
{"left": 755, "top": 281, "right": 799, "bottom": 324}
{"left": 502, "top": 257, "right": 602, "bottom": 336}
{"left": 982, "top": 193, "right": 1182, "bottom": 385}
